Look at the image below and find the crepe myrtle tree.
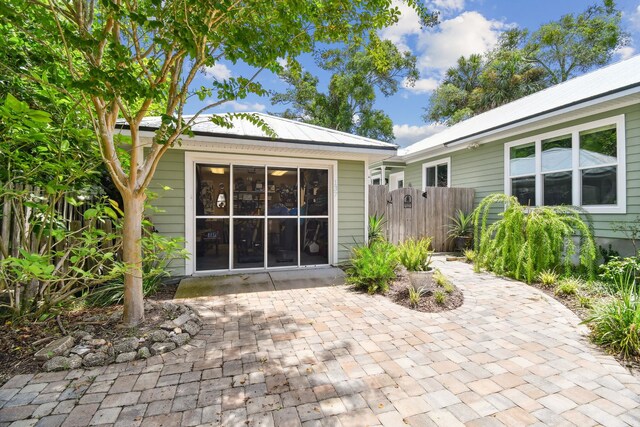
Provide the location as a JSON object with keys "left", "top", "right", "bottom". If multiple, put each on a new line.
{"left": 1, "top": 0, "right": 436, "bottom": 325}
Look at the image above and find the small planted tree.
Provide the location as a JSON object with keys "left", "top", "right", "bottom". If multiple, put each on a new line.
{"left": 473, "top": 193, "right": 597, "bottom": 283}
{"left": 2, "top": 0, "right": 437, "bottom": 325}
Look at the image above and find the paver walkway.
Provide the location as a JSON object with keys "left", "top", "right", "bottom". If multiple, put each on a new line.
{"left": 2, "top": 257, "right": 640, "bottom": 426}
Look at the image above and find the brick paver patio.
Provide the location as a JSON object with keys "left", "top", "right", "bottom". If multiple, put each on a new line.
{"left": 2, "top": 257, "right": 640, "bottom": 426}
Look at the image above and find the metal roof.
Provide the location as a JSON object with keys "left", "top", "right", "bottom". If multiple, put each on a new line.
{"left": 401, "top": 55, "right": 640, "bottom": 157}
{"left": 126, "top": 113, "right": 397, "bottom": 151}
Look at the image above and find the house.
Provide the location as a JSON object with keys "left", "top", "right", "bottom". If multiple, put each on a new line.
{"left": 119, "top": 113, "right": 396, "bottom": 275}
{"left": 371, "top": 55, "right": 640, "bottom": 254}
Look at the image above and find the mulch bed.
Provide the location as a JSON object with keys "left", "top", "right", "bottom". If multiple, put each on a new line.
{"left": 388, "top": 267, "right": 464, "bottom": 313}
{"left": 0, "top": 280, "right": 179, "bottom": 386}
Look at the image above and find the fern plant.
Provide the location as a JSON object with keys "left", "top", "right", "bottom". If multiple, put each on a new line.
{"left": 473, "top": 193, "right": 597, "bottom": 283}
{"left": 398, "top": 238, "right": 433, "bottom": 271}
{"left": 346, "top": 241, "right": 398, "bottom": 294}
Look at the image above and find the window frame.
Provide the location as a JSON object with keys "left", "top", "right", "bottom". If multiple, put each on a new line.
{"left": 504, "top": 115, "right": 626, "bottom": 214}
{"left": 389, "top": 171, "right": 405, "bottom": 190}
{"left": 422, "top": 157, "right": 451, "bottom": 190}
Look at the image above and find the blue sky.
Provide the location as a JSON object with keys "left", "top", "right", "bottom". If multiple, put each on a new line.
{"left": 186, "top": 0, "right": 640, "bottom": 147}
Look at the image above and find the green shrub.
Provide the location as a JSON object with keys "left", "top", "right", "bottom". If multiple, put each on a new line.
{"left": 473, "top": 193, "right": 597, "bottom": 283}
{"left": 347, "top": 241, "right": 398, "bottom": 294}
{"left": 463, "top": 249, "right": 476, "bottom": 263}
{"left": 555, "top": 278, "right": 580, "bottom": 296}
{"left": 434, "top": 291, "right": 446, "bottom": 305}
{"left": 538, "top": 270, "right": 559, "bottom": 289}
{"left": 599, "top": 256, "right": 640, "bottom": 294}
{"left": 585, "top": 285, "right": 640, "bottom": 359}
{"left": 398, "top": 238, "right": 433, "bottom": 272}
{"left": 408, "top": 286, "right": 425, "bottom": 307}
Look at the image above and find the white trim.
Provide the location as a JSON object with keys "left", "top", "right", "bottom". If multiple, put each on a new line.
{"left": 184, "top": 152, "right": 338, "bottom": 275}
{"left": 388, "top": 171, "right": 405, "bottom": 191}
{"left": 421, "top": 157, "right": 451, "bottom": 190}
{"left": 364, "top": 160, "right": 369, "bottom": 246}
{"left": 504, "top": 115, "right": 626, "bottom": 214}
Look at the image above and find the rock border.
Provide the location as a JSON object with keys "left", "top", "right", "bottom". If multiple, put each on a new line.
{"left": 38, "top": 301, "right": 202, "bottom": 372}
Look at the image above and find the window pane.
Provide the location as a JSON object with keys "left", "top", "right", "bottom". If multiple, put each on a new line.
{"left": 195, "top": 219, "right": 229, "bottom": 271}
{"left": 233, "top": 166, "right": 265, "bottom": 216}
{"left": 426, "top": 166, "right": 435, "bottom": 187}
{"left": 510, "top": 143, "right": 535, "bottom": 176}
{"left": 301, "top": 219, "right": 328, "bottom": 265}
{"left": 268, "top": 219, "right": 297, "bottom": 267}
{"left": 543, "top": 172, "right": 572, "bottom": 206}
{"left": 233, "top": 219, "right": 264, "bottom": 268}
{"left": 437, "top": 164, "right": 448, "bottom": 187}
{"left": 301, "top": 169, "right": 328, "bottom": 216}
{"left": 267, "top": 168, "right": 297, "bottom": 215}
{"left": 512, "top": 176, "right": 535, "bottom": 206}
{"left": 398, "top": 180, "right": 404, "bottom": 188}
{"left": 542, "top": 135, "right": 572, "bottom": 172}
{"left": 196, "top": 164, "right": 230, "bottom": 216}
{"left": 580, "top": 126, "right": 617, "bottom": 167}
{"left": 582, "top": 166, "right": 617, "bottom": 205}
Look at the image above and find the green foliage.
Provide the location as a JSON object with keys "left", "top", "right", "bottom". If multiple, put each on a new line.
{"left": 538, "top": 270, "right": 559, "bottom": 289}
{"left": 273, "top": 34, "right": 430, "bottom": 142}
{"left": 398, "top": 238, "right": 433, "bottom": 272}
{"left": 599, "top": 244, "right": 620, "bottom": 264}
{"left": 86, "top": 228, "right": 188, "bottom": 307}
{"left": 463, "top": 249, "right": 476, "bottom": 263}
{"left": 555, "top": 277, "right": 581, "bottom": 296}
{"left": 347, "top": 241, "right": 399, "bottom": 294}
{"left": 585, "top": 281, "right": 640, "bottom": 359}
{"left": 425, "top": 1, "right": 627, "bottom": 125}
{"left": 368, "top": 214, "right": 386, "bottom": 245}
{"left": 473, "top": 193, "right": 597, "bottom": 283}
{"left": 448, "top": 209, "right": 474, "bottom": 239}
{"left": 599, "top": 256, "right": 640, "bottom": 295}
{"left": 408, "top": 286, "right": 425, "bottom": 307}
{"left": 433, "top": 269, "right": 447, "bottom": 287}
{"left": 578, "top": 295, "right": 593, "bottom": 309}
{"left": 434, "top": 291, "right": 446, "bottom": 305}
{"left": 611, "top": 217, "right": 640, "bottom": 252}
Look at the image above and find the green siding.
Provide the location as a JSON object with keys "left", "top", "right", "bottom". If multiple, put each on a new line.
{"left": 404, "top": 104, "right": 640, "bottom": 243}
{"left": 338, "top": 160, "right": 365, "bottom": 263}
{"left": 148, "top": 151, "right": 365, "bottom": 274}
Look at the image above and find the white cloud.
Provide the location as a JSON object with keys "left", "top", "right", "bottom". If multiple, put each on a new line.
{"left": 220, "top": 101, "right": 267, "bottom": 112}
{"left": 615, "top": 46, "right": 636, "bottom": 60}
{"left": 431, "top": 0, "right": 465, "bottom": 14}
{"left": 379, "top": 1, "right": 423, "bottom": 53}
{"left": 629, "top": 5, "right": 640, "bottom": 30}
{"left": 403, "top": 77, "right": 440, "bottom": 94}
{"left": 417, "top": 11, "right": 509, "bottom": 72}
{"left": 393, "top": 123, "right": 446, "bottom": 147}
{"left": 203, "top": 63, "right": 232, "bottom": 80}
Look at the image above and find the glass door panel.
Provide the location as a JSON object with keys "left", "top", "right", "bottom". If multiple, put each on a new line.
{"left": 267, "top": 168, "right": 298, "bottom": 214}
{"left": 196, "top": 164, "right": 230, "bottom": 216}
{"left": 195, "top": 219, "right": 229, "bottom": 271}
{"left": 268, "top": 219, "right": 297, "bottom": 267}
{"left": 233, "top": 166, "right": 266, "bottom": 216}
{"left": 233, "top": 219, "right": 264, "bottom": 268}
{"left": 301, "top": 169, "right": 328, "bottom": 216}
{"left": 301, "top": 219, "right": 328, "bottom": 265}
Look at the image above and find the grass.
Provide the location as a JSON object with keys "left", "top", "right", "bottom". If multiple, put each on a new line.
{"left": 434, "top": 291, "right": 446, "bottom": 305}
{"left": 538, "top": 270, "right": 559, "bottom": 289}
{"left": 555, "top": 278, "right": 580, "bottom": 297}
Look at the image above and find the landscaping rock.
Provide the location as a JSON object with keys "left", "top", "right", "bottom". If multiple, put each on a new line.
{"left": 189, "top": 313, "right": 201, "bottom": 325}
{"left": 69, "top": 345, "right": 91, "bottom": 357}
{"left": 159, "top": 321, "right": 175, "bottom": 331}
{"left": 113, "top": 337, "right": 139, "bottom": 354}
{"left": 88, "top": 338, "right": 106, "bottom": 347}
{"left": 34, "top": 336, "right": 75, "bottom": 361}
{"left": 182, "top": 321, "right": 200, "bottom": 337}
{"left": 43, "top": 355, "right": 82, "bottom": 372}
{"left": 108, "top": 311, "right": 121, "bottom": 323}
{"left": 148, "top": 329, "right": 169, "bottom": 343}
{"left": 150, "top": 342, "right": 176, "bottom": 356}
{"left": 115, "top": 352, "right": 137, "bottom": 363}
{"left": 173, "top": 328, "right": 182, "bottom": 334}
{"left": 162, "top": 302, "right": 179, "bottom": 313}
{"left": 83, "top": 352, "right": 109, "bottom": 367}
{"left": 137, "top": 347, "right": 151, "bottom": 359}
{"left": 81, "top": 334, "right": 94, "bottom": 342}
{"left": 172, "top": 313, "right": 191, "bottom": 327}
{"left": 170, "top": 333, "right": 190, "bottom": 347}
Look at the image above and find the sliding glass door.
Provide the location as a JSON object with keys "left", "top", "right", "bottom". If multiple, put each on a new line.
{"left": 194, "top": 162, "right": 330, "bottom": 272}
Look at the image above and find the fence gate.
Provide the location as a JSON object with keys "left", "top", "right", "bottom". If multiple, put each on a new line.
{"left": 368, "top": 186, "right": 475, "bottom": 251}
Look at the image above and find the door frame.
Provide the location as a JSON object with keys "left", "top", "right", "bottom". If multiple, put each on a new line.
{"left": 184, "top": 152, "right": 338, "bottom": 275}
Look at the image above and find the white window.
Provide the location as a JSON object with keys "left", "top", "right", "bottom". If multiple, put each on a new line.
{"left": 389, "top": 171, "right": 405, "bottom": 190}
{"left": 505, "top": 115, "right": 626, "bottom": 214}
{"left": 422, "top": 158, "right": 450, "bottom": 189}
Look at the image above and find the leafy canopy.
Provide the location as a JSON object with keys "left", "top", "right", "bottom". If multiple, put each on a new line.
{"left": 272, "top": 35, "right": 425, "bottom": 142}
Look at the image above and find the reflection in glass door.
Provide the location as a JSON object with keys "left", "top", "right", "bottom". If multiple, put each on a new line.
{"left": 194, "top": 162, "right": 329, "bottom": 272}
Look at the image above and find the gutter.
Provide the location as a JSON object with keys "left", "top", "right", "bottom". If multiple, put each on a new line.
{"left": 441, "top": 82, "right": 640, "bottom": 148}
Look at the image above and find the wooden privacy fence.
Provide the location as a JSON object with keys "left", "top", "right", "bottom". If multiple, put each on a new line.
{"left": 369, "top": 186, "right": 475, "bottom": 251}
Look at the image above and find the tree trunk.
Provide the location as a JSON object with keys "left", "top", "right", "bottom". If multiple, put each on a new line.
{"left": 122, "top": 192, "right": 146, "bottom": 325}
